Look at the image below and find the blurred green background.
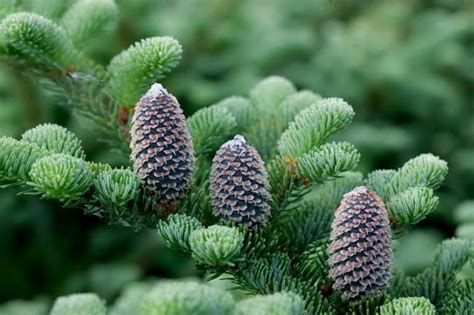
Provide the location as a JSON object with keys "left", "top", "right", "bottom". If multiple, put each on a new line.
{"left": 0, "top": 0, "right": 473, "bottom": 310}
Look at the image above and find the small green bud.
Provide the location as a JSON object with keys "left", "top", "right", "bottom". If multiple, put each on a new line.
{"left": 280, "top": 90, "right": 322, "bottom": 125}
{"left": 61, "top": 0, "right": 118, "bottom": 47}
{"left": 138, "top": 280, "right": 235, "bottom": 315}
{"left": 296, "top": 141, "right": 360, "bottom": 182}
{"left": 250, "top": 76, "right": 296, "bottom": 114}
{"left": 0, "top": 12, "right": 85, "bottom": 71}
{"left": 379, "top": 297, "right": 436, "bottom": 315}
{"left": 87, "top": 161, "right": 112, "bottom": 177}
{"left": 93, "top": 168, "right": 140, "bottom": 207}
{"left": 29, "top": 153, "right": 92, "bottom": 201}
{"left": 434, "top": 238, "right": 471, "bottom": 274}
{"left": 51, "top": 293, "right": 106, "bottom": 315}
{"left": 388, "top": 187, "right": 439, "bottom": 227}
{"left": 234, "top": 292, "right": 304, "bottom": 315}
{"left": 110, "top": 282, "right": 155, "bottom": 315}
{"left": 365, "top": 169, "right": 397, "bottom": 200}
{"left": 189, "top": 225, "right": 243, "bottom": 266}
{"left": 107, "top": 37, "right": 182, "bottom": 106}
{"left": 278, "top": 98, "right": 355, "bottom": 158}
{"left": 386, "top": 154, "right": 448, "bottom": 197}
{"left": 188, "top": 106, "right": 236, "bottom": 157}
{"left": 0, "top": 136, "right": 48, "bottom": 182}
{"left": 213, "top": 96, "right": 252, "bottom": 131}
{"left": 21, "top": 123, "right": 85, "bottom": 159}
{"left": 157, "top": 214, "right": 203, "bottom": 253}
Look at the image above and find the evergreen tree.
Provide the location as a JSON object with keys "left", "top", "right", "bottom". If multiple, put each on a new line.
{"left": 0, "top": 1, "right": 471, "bottom": 314}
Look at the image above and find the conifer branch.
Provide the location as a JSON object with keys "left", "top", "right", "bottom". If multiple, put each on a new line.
{"left": 0, "top": 6, "right": 469, "bottom": 311}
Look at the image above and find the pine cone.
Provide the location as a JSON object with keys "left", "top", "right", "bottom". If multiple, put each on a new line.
{"left": 210, "top": 135, "right": 271, "bottom": 229}
{"left": 130, "top": 83, "right": 194, "bottom": 205}
{"left": 328, "top": 186, "right": 393, "bottom": 301}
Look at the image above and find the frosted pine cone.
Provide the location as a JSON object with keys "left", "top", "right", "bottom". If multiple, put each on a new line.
{"left": 328, "top": 186, "right": 393, "bottom": 301}
{"left": 130, "top": 83, "right": 194, "bottom": 205}
{"left": 210, "top": 135, "right": 270, "bottom": 229}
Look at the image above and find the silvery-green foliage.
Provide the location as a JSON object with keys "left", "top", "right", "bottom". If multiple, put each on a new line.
{"left": 379, "top": 297, "right": 436, "bottom": 315}
{"left": 157, "top": 214, "right": 203, "bottom": 253}
{"left": 29, "top": 153, "right": 92, "bottom": 201}
{"left": 190, "top": 225, "right": 244, "bottom": 266}
{"left": 21, "top": 123, "right": 85, "bottom": 159}
{"left": 137, "top": 280, "right": 235, "bottom": 315}
{"left": 0, "top": 8, "right": 467, "bottom": 311}
{"left": 93, "top": 168, "right": 140, "bottom": 207}
{"left": 234, "top": 292, "right": 304, "bottom": 315}
{"left": 50, "top": 293, "right": 106, "bottom": 315}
